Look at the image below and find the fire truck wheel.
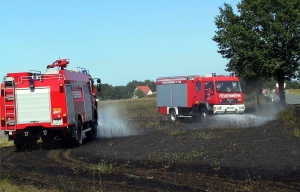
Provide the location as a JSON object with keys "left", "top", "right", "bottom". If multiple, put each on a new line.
{"left": 198, "top": 108, "right": 208, "bottom": 122}
{"left": 26, "top": 140, "right": 38, "bottom": 151}
{"left": 86, "top": 123, "right": 98, "bottom": 141}
{"left": 41, "top": 137, "right": 54, "bottom": 150}
{"left": 75, "top": 119, "right": 83, "bottom": 147}
{"left": 169, "top": 109, "right": 177, "bottom": 122}
{"left": 92, "top": 122, "right": 98, "bottom": 139}
{"left": 15, "top": 143, "right": 25, "bottom": 151}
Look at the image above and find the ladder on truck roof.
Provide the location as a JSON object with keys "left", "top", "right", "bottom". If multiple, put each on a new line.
{"left": 3, "top": 77, "right": 16, "bottom": 131}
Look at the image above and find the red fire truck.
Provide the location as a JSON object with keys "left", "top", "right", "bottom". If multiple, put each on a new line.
{"left": 156, "top": 73, "right": 245, "bottom": 122}
{"left": 0, "top": 59, "right": 101, "bottom": 150}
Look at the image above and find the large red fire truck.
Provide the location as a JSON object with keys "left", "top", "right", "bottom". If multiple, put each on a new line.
{"left": 156, "top": 73, "right": 245, "bottom": 122}
{"left": 0, "top": 59, "right": 101, "bottom": 150}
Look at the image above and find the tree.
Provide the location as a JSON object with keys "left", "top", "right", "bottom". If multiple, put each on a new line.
{"left": 286, "top": 80, "right": 300, "bottom": 89}
{"left": 212, "top": 0, "right": 300, "bottom": 106}
{"left": 134, "top": 89, "right": 145, "bottom": 98}
{"left": 100, "top": 83, "right": 114, "bottom": 100}
{"left": 114, "top": 86, "right": 125, "bottom": 99}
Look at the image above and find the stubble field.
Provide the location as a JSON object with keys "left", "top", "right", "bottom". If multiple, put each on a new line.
{"left": 0, "top": 97, "right": 299, "bottom": 192}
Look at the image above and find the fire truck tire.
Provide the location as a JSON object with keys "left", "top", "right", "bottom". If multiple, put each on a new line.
{"left": 92, "top": 122, "right": 98, "bottom": 138}
{"left": 26, "top": 139, "right": 38, "bottom": 151}
{"left": 198, "top": 108, "right": 208, "bottom": 122}
{"left": 41, "top": 137, "right": 54, "bottom": 150}
{"left": 15, "top": 143, "right": 25, "bottom": 151}
{"left": 169, "top": 109, "right": 177, "bottom": 122}
{"left": 75, "top": 119, "right": 83, "bottom": 147}
{"left": 86, "top": 121, "right": 98, "bottom": 141}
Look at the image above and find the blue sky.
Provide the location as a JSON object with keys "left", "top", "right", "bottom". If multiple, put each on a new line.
{"left": 0, "top": 0, "right": 240, "bottom": 86}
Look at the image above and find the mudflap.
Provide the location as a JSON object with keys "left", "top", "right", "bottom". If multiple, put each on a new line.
{"left": 86, "top": 122, "right": 98, "bottom": 142}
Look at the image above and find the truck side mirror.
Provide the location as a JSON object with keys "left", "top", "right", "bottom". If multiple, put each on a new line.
{"left": 97, "top": 79, "right": 101, "bottom": 84}
{"left": 97, "top": 84, "right": 101, "bottom": 94}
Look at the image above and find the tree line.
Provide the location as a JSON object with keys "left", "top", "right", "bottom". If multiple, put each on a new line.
{"left": 98, "top": 80, "right": 156, "bottom": 100}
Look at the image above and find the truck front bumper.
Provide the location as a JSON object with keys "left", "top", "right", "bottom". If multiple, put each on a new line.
{"left": 213, "top": 104, "right": 245, "bottom": 114}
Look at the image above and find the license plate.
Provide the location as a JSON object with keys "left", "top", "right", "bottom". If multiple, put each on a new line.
{"left": 52, "top": 119, "right": 62, "bottom": 125}
{"left": 227, "top": 107, "right": 234, "bottom": 110}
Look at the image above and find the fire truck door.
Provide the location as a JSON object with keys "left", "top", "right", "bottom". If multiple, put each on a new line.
{"left": 193, "top": 81, "right": 205, "bottom": 102}
{"left": 205, "top": 81, "right": 214, "bottom": 100}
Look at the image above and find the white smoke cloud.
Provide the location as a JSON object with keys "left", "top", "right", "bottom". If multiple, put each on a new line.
{"left": 206, "top": 113, "right": 276, "bottom": 128}
{"left": 97, "top": 105, "right": 139, "bottom": 138}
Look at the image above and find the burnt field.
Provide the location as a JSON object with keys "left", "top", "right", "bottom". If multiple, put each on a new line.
{"left": 0, "top": 98, "right": 300, "bottom": 192}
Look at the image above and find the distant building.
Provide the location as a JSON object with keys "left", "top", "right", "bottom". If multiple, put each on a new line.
{"left": 133, "top": 85, "right": 153, "bottom": 98}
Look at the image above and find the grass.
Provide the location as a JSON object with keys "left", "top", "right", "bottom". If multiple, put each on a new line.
{"left": 276, "top": 104, "right": 300, "bottom": 139}
{"left": 0, "top": 179, "right": 54, "bottom": 192}
{"left": 0, "top": 136, "right": 14, "bottom": 148}
{"left": 286, "top": 89, "right": 300, "bottom": 95}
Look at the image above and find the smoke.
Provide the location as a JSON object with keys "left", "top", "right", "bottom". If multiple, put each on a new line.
{"left": 97, "top": 105, "right": 139, "bottom": 138}
{"left": 193, "top": 100, "right": 281, "bottom": 128}
{"left": 205, "top": 113, "right": 276, "bottom": 128}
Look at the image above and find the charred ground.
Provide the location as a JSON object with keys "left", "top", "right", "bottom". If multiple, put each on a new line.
{"left": 0, "top": 98, "right": 299, "bottom": 192}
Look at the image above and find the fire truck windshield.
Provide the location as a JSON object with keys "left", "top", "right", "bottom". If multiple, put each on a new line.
{"left": 215, "top": 81, "right": 242, "bottom": 93}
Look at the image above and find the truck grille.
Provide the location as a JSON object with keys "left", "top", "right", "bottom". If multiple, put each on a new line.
{"left": 16, "top": 87, "right": 51, "bottom": 124}
{"left": 221, "top": 98, "right": 239, "bottom": 104}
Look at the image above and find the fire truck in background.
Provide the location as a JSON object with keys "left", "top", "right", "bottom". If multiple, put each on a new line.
{"left": 156, "top": 73, "right": 245, "bottom": 122}
{"left": 0, "top": 59, "right": 101, "bottom": 150}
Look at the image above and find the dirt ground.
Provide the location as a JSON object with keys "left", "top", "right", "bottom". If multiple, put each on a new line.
{"left": 0, "top": 105, "right": 299, "bottom": 191}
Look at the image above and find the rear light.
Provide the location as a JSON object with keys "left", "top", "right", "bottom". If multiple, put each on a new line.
{"left": 62, "top": 113, "right": 67, "bottom": 123}
{"left": 12, "top": 131, "right": 16, "bottom": 139}
{"left": 59, "top": 83, "right": 64, "bottom": 93}
{"left": 1, "top": 117, "right": 5, "bottom": 127}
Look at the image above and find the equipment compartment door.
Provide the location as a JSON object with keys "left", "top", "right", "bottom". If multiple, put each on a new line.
{"left": 157, "top": 83, "right": 187, "bottom": 107}
{"left": 83, "top": 85, "right": 92, "bottom": 121}
{"left": 65, "top": 85, "right": 75, "bottom": 124}
{"left": 157, "top": 84, "right": 171, "bottom": 107}
{"left": 172, "top": 83, "right": 187, "bottom": 107}
{"left": 16, "top": 87, "right": 51, "bottom": 124}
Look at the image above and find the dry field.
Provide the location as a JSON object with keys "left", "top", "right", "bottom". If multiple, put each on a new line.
{"left": 0, "top": 97, "right": 299, "bottom": 191}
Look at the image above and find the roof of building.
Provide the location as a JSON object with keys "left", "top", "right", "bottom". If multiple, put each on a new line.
{"left": 136, "top": 85, "right": 151, "bottom": 95}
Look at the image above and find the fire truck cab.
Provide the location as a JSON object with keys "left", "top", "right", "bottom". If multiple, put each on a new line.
{"left": 0, "top": 59, "right": 101, "bottom": 150}
{"left": 156, "top": 73, "right": 245, "bottom": 122}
